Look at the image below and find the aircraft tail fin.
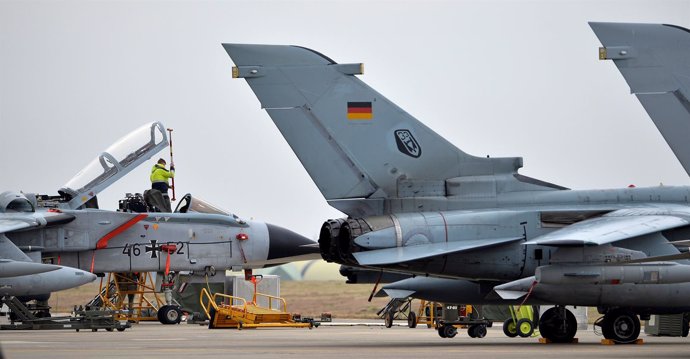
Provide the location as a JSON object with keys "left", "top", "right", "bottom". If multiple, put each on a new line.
{"left": 591, "top": 22, "right": 690, "bottom": 177}
{"left": 224, "top": 44, "right": 560, "bottom": 213}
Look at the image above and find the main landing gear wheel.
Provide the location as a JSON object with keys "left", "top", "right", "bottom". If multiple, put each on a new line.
{"left": 438, "top": 325, "right": 457, "bottom": 338}
{"left": 517, "top": 318, "right": 534, "bottom": 338}
{"left": 158, "top": 305, "right": 182, "bottom": 325}
{"left": 601, "top": 309, "right": 640, "bottom": 344}
{"left": 538, "top": 307, "right": 577, "bottom": 343}
{"left": 503, "top": 318, "right": 518, "bottom": 337}
{"left": 407, "top": 311, "right": 417, "bottom": 328}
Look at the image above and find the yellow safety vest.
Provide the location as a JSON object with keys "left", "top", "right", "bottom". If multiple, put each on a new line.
{"left": 150, "top": 164, "right": 174, "bottom": 184}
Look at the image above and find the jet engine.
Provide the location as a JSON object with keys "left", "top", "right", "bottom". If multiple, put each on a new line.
{"left": 319, "top": 211, "right": 524, "bottom": 266}
{"left": 320, "top": 218, "right": 371, "bottom": 265}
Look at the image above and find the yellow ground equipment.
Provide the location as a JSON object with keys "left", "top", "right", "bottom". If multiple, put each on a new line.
{"left": 416, "top": 300, "right": 442, "bottom": 328}
{"left": 199, "top": 287, "right": 314, "bottom": 329}
{"left": 503, "top": 305, "right": 538, "bottom": 338}
{"left": 89, "top": 272, "right": 165, "bottom": 323}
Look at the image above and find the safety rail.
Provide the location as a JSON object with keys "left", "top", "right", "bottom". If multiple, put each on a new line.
{"left": 199, "top": 288, "right": 288, "bottom": 319}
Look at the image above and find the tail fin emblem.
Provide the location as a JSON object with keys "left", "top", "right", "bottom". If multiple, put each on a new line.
{"left": 395, "top": 129, "right": 421, "bottom": 158}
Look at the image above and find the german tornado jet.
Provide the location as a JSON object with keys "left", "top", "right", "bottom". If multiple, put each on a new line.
{"left": 224, "top": 22, "right": 690, "bottom": 343}
{"left": 0, "top": 121, "right": 317, "bottom": 324}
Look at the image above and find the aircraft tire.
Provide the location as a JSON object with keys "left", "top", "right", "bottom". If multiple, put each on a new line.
{"left": 407, "top": 311, "right": 417, "bottom": 328}
{"left": 503, "top": 318, "right": 518, "bottom": 337}
{"left": 682, "top": 318, "right": 689, "bottom": 338}
{"left": 517, "top": 318, "right": 534, "bottom": 338}
{"left": 538, "top": 307, "right": 577, "bottom": 343}
{"left": 602, "top": 309, "right": 640, "bottom": 344}
{"left": 156, "top": 307, "right": 164, "bottom": 323}
{"left": 159, "top": 305, "right": 182, "bottom": 325}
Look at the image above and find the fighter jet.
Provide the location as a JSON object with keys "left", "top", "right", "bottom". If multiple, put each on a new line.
{"left": 0, "top": 121, "right": 317, "bottom": 324}
{"left": 224, "top": 22, "right": 690, "bottom": 343}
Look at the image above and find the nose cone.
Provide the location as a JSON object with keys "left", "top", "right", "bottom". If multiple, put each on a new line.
{"left": 266, "top": 224, "right": 320, "bottom": 264}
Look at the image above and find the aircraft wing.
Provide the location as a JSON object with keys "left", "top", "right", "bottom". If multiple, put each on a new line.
{"left": 0, "top": 212, "right": 75, "bottom": 235}
{"left": 0, "top": 233, "right": 33, "bottom": 262}
{"left": 0, "top": 212, "right": 75, "bottom": 261}
{"left": 525, "top": 210, "right": 689, "bottom": 246}
{"left": 353, "top": 236, "right": 523, "bottom": 266}
{"left": 0, "top": 216, "right": 39, "bottom": 234}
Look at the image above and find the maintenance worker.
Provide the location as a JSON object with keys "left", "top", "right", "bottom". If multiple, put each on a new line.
{"left": 150, "top": 158, "right": 175, "bottom": 212}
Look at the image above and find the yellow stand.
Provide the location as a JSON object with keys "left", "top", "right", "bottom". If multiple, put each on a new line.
{"left": 96, "top": 272, "right": 165, "bottom": 322}
{"left": 199, "top": 288, "right": 313, "bottom": 329}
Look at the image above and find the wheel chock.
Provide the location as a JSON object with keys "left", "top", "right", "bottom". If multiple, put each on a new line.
{"left": 538, "top": 338, "right": 579, "bottom": 344}
{"left": 600, "top": 339, "right": 644, "bottom": 345}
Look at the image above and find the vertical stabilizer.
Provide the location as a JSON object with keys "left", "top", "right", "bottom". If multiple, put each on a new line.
{"left": 591, "top": 22, "right": 690, "bottom": 177}
{"left": 223, "top": 44, "right": 544, "bottom": 203}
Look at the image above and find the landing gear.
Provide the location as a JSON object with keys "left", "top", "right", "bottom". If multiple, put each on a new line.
{"left": 538, "top": 306, "right": 577, "bottom": 343}
{"left": 600, "top": 309, "right": 640, "bottom": 344}
{"left": 517, "top": 318, "right": 534, "bottom": 337}
{"left": 503, "top": 318, "right": 518, "bottom": 337}
{"left": 157, "top": 305, "right": 182, "bottom": 325}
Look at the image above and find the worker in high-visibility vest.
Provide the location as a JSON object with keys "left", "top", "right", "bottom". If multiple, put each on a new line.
{"left": 150, "top": 158, "right": 175, "bottom": 211}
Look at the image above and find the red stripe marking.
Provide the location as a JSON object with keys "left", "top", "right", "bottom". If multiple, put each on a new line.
{"left": 96, "top": 214, "right": 148, "bottom": 249}
{"left": 347, "top": 107, "right": 372, "bottom": 113}
{"left": 90, "top": 251, "right": 96, "bottom": 273}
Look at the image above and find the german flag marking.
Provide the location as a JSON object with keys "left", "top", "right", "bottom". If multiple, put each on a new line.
{"left": 347, "top": 102, "right": 373, "bottom": 120}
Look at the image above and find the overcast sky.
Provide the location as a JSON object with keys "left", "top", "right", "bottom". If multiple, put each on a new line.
{"left": 1, "top": 0, "right": 689, "bottom": 239}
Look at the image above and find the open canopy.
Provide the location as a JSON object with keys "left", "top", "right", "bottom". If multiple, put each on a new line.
{"left": 59, "top": 122, "right": 168, "bottom": 209}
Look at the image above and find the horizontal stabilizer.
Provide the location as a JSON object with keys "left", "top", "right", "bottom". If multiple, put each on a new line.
{"left": 0, "top": 234, "right": 31, "bottom": 262}
{"left": 591, "top": 22, "right": 690, "bottom": 177}
{"left": 353, "top": 236, "right": 522, "bottom": 266}
{"left": 525, "top": 210, "right": 688, "bottom": 246}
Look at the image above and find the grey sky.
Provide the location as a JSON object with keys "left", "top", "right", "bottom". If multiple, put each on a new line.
{"left": 1, "top": 0, "right": 689, "bottom": 239}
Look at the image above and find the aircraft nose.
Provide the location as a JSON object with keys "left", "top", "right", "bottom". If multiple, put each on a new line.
{"left": 266, "top": 224, "right": 319, "bottom": 261}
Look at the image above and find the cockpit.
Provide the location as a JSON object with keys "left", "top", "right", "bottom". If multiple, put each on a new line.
{"left": 58, "top": 122, "right": 168, "bottom": 209}
{"left": 31, "top": 121, "right": 241, "bottom": 221}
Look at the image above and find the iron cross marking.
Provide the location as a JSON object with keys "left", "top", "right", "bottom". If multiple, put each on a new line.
{"left": 145, "top": 239, "right": 162, "bottom": 258}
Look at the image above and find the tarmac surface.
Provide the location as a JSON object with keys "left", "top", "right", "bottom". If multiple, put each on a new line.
{"left": 1, "top": 320, "right": 689, "bottom": 359}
